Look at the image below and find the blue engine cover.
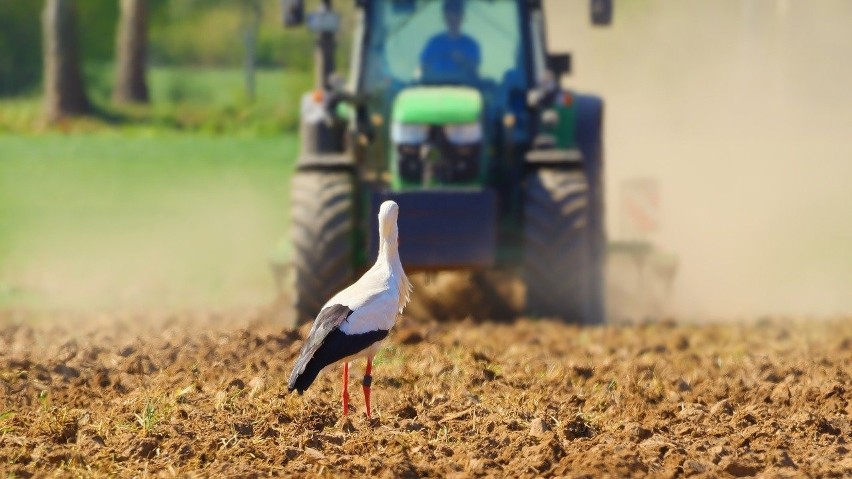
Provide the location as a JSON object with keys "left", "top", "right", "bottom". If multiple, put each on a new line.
{"left": 369, "top": 189, "right": 497, "bottom": 270}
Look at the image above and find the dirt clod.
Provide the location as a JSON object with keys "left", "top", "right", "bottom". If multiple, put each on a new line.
{"left": 721, "top": 457, "right": 763, "bottom": 477}
{"left": 572, "top": 365, "right": 594, "bottom": 379}
{"left": 233, "top": 422, "right": 253, "bottom": 436}
{"left": 625, "top": 422, "right": 653, "bottom": 442}
{"left": 398, "top": 331, "right": 424, "bottom": 345}
{"left": 118, "top": 345, "right": 136, "bottom": 357}
{"left": 396, "top": 404, "right": 418, "bottom": 419}
{"left": 303, "top": 447, "right": 325, "bottom": 462}
{"left": 564, "top": 415, "right": 595, "bottom": 440}
{"left": 53, "top": 421, "right": 78, "bottom": 444}
{"left": 125, "top": 437, "right": 160, "bottom": 460}
{"left": 774, "top": 450, "right": 796, "bottom": 468}
{"left": 529, "top": 418, "right": 550, "bottom": 437}
{"left": 52, "top": 363, "right": 80, "bottom": 380}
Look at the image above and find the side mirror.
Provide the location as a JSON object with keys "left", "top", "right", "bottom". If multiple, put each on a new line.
{"left": 591, "top": 0, "right": 613, "bottom": 26}
{"left": 546, "top": 53, "right": 571, "bottom": 78}
{"left": 282, "top": 0, "right": 304, "bottom": 27}
{"left": 307, "top": 9, "right": 340, "bottom": 34}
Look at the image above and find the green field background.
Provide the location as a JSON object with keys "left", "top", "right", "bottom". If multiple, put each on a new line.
{"left": 0, "top": 134, "right": 297, "bottom": 310}
{"left": 0, "top": 67, "right": 312, "bottom": 135}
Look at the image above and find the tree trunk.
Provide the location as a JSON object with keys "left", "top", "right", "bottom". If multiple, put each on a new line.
{"left": 113, "top": 0, "right": 149, "bottom": 104}
{"left": 242, "top": 0, "right": 262, "bottom": 101}
{"left": 42, "top": 0, "right": 90, "bottom": 123}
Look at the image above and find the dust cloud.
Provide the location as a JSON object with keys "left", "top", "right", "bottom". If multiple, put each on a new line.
{"left": 547, "top": 0, "right": 852, "bottom": 317}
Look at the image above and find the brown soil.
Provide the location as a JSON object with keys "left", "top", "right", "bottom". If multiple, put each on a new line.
{"left": 1, "top": 310, "right": 850, "bottom": 478}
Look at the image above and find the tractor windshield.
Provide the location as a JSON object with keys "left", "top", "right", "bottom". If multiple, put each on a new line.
{"left": 361, "top": 0, "right": 528, "bottom": 98}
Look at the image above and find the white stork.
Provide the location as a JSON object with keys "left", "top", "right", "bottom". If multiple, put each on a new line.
{"left": 288, "top": 200, "right": 411, "bottom": 417}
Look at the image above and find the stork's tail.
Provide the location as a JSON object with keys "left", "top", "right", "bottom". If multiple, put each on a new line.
{"left": 288, "top": 366, "right": 322, "bottom": 395}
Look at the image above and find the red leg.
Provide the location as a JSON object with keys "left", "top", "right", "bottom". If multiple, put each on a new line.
{"left": 363, "top": 358, "right": 373, "bottom": 418}
{"left": 342, "top": 362, "right": 349, "bottom": 416}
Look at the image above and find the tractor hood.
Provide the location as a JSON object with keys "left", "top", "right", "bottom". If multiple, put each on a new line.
{"left": 393, "top": 87, "right": 482, "bottom": 125}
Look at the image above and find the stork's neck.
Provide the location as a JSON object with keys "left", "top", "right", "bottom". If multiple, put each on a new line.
{"left": 374, "top": 222, "right": 410, "bottom": 311}
{"left": 376, "top": 230, "right": 399, "bottom": 267}
{"left": 377, "top": 228, "right": 409, "bottom": 309}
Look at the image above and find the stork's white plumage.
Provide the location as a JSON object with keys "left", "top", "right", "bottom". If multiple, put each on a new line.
{"left": 287, "top": 200, "right": 410, "bottom": 417}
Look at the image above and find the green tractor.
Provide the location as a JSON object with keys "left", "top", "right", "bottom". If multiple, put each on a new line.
{"left": 279, "top": 0, "right": 613, "bottom": 325}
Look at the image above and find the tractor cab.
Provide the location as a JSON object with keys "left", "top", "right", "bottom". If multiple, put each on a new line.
{"left": 281, "top": 0, "right": 611, "bottom": 326}
{"left": 359, "top": 0, "right": 544, "bottom": 187}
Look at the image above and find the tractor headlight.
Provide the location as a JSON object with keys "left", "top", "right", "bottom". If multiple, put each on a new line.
{"left": 391, "top": 123, "right": 428, "bottom": 144}
{"left": 444, "top": 122, "right": 482, "bottom": 145}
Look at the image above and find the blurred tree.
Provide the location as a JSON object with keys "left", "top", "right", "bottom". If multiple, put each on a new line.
{"left": 42, "top": 0, "right": 90, "bottom": 122}
{"left": 143, "top": 0, "right": 349, "bottom": 71}
{"left": 113, "top": 0, "right": 150, "bottom": 104}
{"left": 0, "top": 1, "right": 42, "bottom": 96}
{"left": 242, "top": 0, "right": 262, "bottom": 100}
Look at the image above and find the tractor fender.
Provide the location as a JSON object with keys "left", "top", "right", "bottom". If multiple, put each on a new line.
{"left": 571, "top": 92, "right": 606, "bottom": 311}
{"left": 571, "top": 92, "right": 605, "bottom": 197}
{"left": 524, "top": 91, "right": 604, "bottom": 168}
{"left": 296, "top": 91, "right": 354, "bottom": 171}
{"left": 296, "top": 120, "right": 353, "bottom": 170}
{"left": 572, "top": 92, "right": 604, "bottom": 166}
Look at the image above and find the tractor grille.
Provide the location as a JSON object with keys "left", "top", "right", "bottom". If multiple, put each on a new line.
{"left": 395, "top": 143, "right": 481, "bottom": 184}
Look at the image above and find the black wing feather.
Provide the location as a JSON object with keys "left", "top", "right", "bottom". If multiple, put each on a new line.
{"left": 288, "top": 328, "right": 388, "bottom": 394}
{"left": 288, "top": 304, "right": 353, "bottom": 390}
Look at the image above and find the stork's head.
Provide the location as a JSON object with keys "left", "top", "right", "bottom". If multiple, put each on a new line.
{"left": 378, "top": 200, "right": 400, "bottom": 242}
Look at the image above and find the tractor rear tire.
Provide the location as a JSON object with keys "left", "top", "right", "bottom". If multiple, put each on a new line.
{"left": 290, "top": 169, "right": 355, "bottom": 326}
{"left": 524, "top": 168, "right": 603, "bottom": 324}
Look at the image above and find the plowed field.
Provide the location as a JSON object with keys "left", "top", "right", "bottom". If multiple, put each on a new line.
{"left": 1, "top": 310, "right": 850, "bottom": 477}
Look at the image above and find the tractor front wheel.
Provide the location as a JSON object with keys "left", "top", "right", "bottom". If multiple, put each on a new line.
{"left": 523, "top": 167, "right": 603, "bottom": 324}
{"left": 290, "top": 169, "right": 355, "bottom": 326}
